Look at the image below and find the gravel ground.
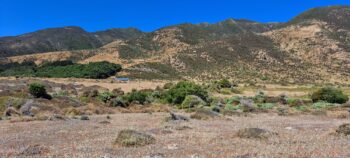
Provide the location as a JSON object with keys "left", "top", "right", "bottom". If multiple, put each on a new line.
{"left": 1, "top": 113, "right": 350, "bottom": 158}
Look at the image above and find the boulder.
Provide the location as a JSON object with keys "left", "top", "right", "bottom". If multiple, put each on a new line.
{"left": 3, "top": 107, "right": 20, "bottom": 117}
{"left": 112, "top": 88, "right": 125, "bottom": 96}
{"left": 19, "top": 99, "right": 39, "bottom": 116}
{"left": 109, "top": 97, "right": 127, "bottom": 107}
{"left": 336, "top": 123, "right": 350, "bottom": 136}
{"left": 169, "top": 112, "right": 189, "bottom": 121}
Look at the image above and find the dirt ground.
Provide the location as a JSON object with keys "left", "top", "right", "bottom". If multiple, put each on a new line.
{"left": 1, "top": 113, "right": 350, "bottom": 158}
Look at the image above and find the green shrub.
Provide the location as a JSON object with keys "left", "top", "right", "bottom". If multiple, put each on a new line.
{"left": 36, "top": 61, "right": 122, "bottom": 79}
{"left": 225, "top": 104, "right": 241, "bottom": 111}
{"left": 125, "top": 89, "right": 149, "bottom": 104}
{"left": 219, "top": 88, "right": 232, "bottom": 94}
{"left": 253, "top": 90, "right": 266, "bottom": 103}
{"left": 311, "top": 87, "right": 349, "bottom": 104}
{"left": 0, "top": 61, "right": 122, "bottom": 79}
{"left": 29, "top": 83, "right": 50, "bottom": 99}
{"left": 313, "top": 101, "right": 333, "bottom": 109}
{"left": 218, "top": 79, "right": 232, "bottom": 88}
{"left": 258, "top": 103, "right": 276, "bottom": 109}
{"left": 98, "top": 91, "right": 116, "bottom": 103}
{"left": 165, "top": 81, "right": 208, "bottom": 104}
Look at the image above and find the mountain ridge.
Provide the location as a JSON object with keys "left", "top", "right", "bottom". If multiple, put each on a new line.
{"left": 1, "top": 5, "right": 350, "bottom": 83}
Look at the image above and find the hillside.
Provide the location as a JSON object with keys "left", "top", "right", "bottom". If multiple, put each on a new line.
{"left": 1, "top": 6, "right": 350, "bottom": 83}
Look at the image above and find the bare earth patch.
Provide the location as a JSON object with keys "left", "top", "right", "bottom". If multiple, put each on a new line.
{"left": 1, "top": 113, "right": 350, "bottom": 157}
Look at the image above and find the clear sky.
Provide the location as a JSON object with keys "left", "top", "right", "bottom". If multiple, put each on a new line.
{"left": 1, "top": 0, "right": 350, "bottom": 37}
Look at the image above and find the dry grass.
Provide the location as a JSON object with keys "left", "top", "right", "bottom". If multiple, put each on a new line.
{"left": 1, "top": 113, "right": 350, "bottom": 157}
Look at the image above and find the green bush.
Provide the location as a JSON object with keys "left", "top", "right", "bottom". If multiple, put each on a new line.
{"left": 218, "top": 79, "right": 232, "bottom": 88}
{"left": 0, "top": 61, "right": 122, "bottom": 79}
{"left": 98, "top": 91, "right": 116, "bottom": 103}
{"left": 125, "top": 89, "right": 149, "bottom": 104}
{"left": 29, "top": 83, "right": 50, "bottom": 99}
{"left": 165, "top": 81, "right": 208, "bottom": 104}
{"left": 311, "top": 87, "right": 349, "bottom": 104}
{"left": 258, "top": 103, "right": 276, "bottom": 109}
{"left": 35, "top": 61, "right": 122, "bottom": 79}
{"left": 313, "top": 101, "right": 333, "bottom": 109}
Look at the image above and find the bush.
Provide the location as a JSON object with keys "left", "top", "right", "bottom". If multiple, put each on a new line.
{"left": 258, "top": 103, "right": 276, "bottom": 109}
{"left": 109, "top": 97, "right": 127, "bottom": 107}
{"left": 164, "top": 81, "right": 208, "bottom": 104}
{"left": 29, "top": 83, "right": 50, "bottom": 99}
{"left": 218, "top": 79, "right": 233, "bottom": 88}
{"left": 0, "top": 61, "right": 122, "bottom": 79}
{"left": 98, "top": 91, "right": 116, "bottom": 103}
{"left": 180, "top": 95, "right": 207, "bottom": 109}
{"left": 125, "top": 89, "right": 149, "bottom": 104}
{"left": 311, "top": 87, "right": 349, "bottom": 104}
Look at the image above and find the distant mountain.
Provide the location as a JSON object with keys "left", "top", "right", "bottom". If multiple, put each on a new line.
{"left": 0, "top": 27, "right": 144, "bottom": 57}
{"left": 1, "top": 6, "right": 350, "bottom": 83}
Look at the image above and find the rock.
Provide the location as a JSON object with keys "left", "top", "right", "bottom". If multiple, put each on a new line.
{"left": 114, "top": 129, "right": 155, "bottom": 147}
{"left": 180, "top": 95, "right": 207, "bottom": 109}
{"left": 143, "top": 153, "right": 164, "bottom": 158}
{"left": 81, "top": 88, "right": 99, "bottom": 98}
{"left": 240, "top": 99, "right": 255, "bottom": 112}
{"left": 80, "top": 115, "right": 90, "bottom": 120}
{"left": 174, "top": 125, "right": 192, "bottom": 130}
{"left": 191, "top": 154, "right": 200, "bottom": 158}
{"left": 190, "top": 109, "right": 220, "bottom": 120}
{"left": 169, "top": 112, "right": 189, "bottom": 121}
{"left": 167, "top": 144, "right": 178, "bottom": 150}
{"left": 47, "top": 114, "right": 67, "bottom": 121}
{"left": 19, "top": 144, "right": 49, "bottom": 156}
{"left": 109, "top": 97, "right": 127, "bottom": 107}
{"left": 99, "top": 121, "right": 111, "bottom": 124}
{"left": 112, "top": 88, "right": 125, "bottom": 96}
{"left": 3, "top": 107, "right": 20, "bottom": 117}
{"left": 237, "top": 128, "right": 277, "bottom": 139}
{"left": 19, "top": 99, "right": 39, "bottom": 116}
{"left": 336, "top": 123, "right": 350, "bottom": 136}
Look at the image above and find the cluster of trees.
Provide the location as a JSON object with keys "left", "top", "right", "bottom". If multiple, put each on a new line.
{"left": 0, "top": 61, "right": 122, "bottom": 79}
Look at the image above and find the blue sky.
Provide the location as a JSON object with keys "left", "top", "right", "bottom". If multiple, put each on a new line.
{"left": 1, "top": 0, "right": 349, "bottom": 37}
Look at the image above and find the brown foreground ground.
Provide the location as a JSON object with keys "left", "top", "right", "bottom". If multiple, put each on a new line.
{"left": 1, "top": 113, "right": 350, "bottom": 158}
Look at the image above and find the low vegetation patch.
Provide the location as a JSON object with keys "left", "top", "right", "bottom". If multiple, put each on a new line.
{"left": 0, "top": 61, "right": 122, "bottom": 79}
{"left": 311, "top": 87, "right": 349, "bottom": 104}
{"left": 29, "top": 83, "right": 51, "bottom": 99}
{"left": 114, "top": 129, "right": 155, "bottom": 147}
{"left": 165, "top": 81, "right": 208, "bottom": 105}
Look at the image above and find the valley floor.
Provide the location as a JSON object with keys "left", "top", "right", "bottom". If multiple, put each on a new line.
{"left": 1, "top": 113, "right": 350, "bottom": 158}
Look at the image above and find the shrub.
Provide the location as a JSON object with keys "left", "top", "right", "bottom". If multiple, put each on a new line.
{"left": 165, "top": 81, "right": 208, "bottom": 104}
{"left": 253, "top": 90, "right": 266, "bottom": 103}
{"left": 98, "top": 91, "right": 116, "bottom": 103}
{"left": 125, "top": 89, "right": 149, "bottom": 104}
{"left": 29, "top": 83, "right": 50, "bottom": 99}
{"left": 218, "top": 79, "right": 232, "bottom": 88}
{"left": 1, "top": 61, "right": 122, "bottom": 79}
{"left": 258, "top": 103, "right": 276, "bottom": 109}
{"left": 180, "top": 95, "right": 207, "bottom": 109}
{"left": 311, "top": 87, "right": 349, "bottom": 104}
{"left": 313, "top": 101, "right": 333, "bottom": 109}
